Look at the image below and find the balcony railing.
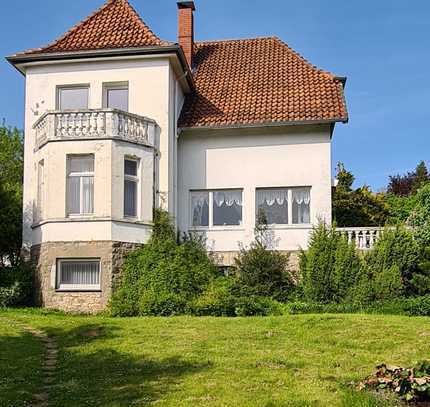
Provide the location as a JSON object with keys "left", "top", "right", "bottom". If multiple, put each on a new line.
{"left": 336, "top": 227, "right": 385, "bottom": 250}
{"left": 33, "top": 109, "right": 157, "bottom": 150}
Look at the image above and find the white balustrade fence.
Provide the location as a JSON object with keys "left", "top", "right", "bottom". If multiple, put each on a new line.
{"left": 33, "top": 109, "right": 156, "bottom": 150}
{"left": 336, "top": 227, "right": 385, "bottom": 250}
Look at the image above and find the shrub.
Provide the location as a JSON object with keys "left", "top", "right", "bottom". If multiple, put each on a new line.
{"left": 332, "top": 236, "right": 362, "bottom": 302}
{"left": 110, "top": 209, "right": 218, "bottom": 316}
{"left": 300, "top": 222, "right": 340, "bottom": 303}
{"left": 0, "top": 263, "right": 32, "bottom": 308}
{"left": 187, "top": 277, "right": 236, "bottom": 317}
{"left": 372, "top": 264, "right": 404, "bottom": 301}
{"left": 233, "top": 212, "right": 293, "bottom": 302}
{"left": 364, "top": 225, "right": 420, "bottom": 298}
{"left": 403, "top": 295, "right": 430, "bottom": 316}
{"left": 234, "top": 296, "right": 285, "bottom": 317}
{"left": 408, "top": 183, "right": 430, "bottom": 247}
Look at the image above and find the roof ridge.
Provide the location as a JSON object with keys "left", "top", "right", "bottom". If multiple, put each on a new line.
{"left": 196, "top": 36, "right": 278, "bottom": 45}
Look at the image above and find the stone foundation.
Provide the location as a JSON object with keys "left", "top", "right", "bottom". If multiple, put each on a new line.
{"left": 30, "top": 241, "right": 141, "bottom": 314}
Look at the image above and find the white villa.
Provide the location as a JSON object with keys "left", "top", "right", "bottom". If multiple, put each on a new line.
{"left": 7, "top": 0, "right": 348, "bottom": 312}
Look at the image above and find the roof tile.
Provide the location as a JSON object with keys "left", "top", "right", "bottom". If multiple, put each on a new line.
{"left": 179, "top": 37, "right": 348, "bottom": 128}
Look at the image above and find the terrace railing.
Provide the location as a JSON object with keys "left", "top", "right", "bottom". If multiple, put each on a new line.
{"left": 33, "top": 108, "right": 157, "bottom": 150}
{"left": 336, "top": 227, "right": 385, "bottom": 250}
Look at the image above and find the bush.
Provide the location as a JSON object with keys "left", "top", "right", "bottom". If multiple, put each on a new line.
{"left": 110, "top": 209, "right": 218, "bottom": 317}
{"left": 0, "top": 263, "right": 32, "bottom": 308}
{"left": 408, "top": 183, "right": 430, "bottom": 247}
{"left": 403, "top": 295, "right": 430, "bottom": 316}
{"left": 300, "top": 222, "right": 361, "bottom": 303}
{"left": 187, "top": 277, "right": 236, "bottom": 317}
{"left": 233, "top": 212, "right": 293, "bottom": 302}
{"left": 234, "top": 296, "right": 285, "bottom": 317}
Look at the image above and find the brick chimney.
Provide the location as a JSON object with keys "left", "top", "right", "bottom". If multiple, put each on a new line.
{"left": 177, "top": 1, "right": 195, "bottom": 68}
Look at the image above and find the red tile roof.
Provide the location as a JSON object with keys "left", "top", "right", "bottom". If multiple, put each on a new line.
{"left": 179, "top": 37, "right": 348, "bottom": 128}
{"left": 18, "top": 0, "right": 169, "bottom": 55}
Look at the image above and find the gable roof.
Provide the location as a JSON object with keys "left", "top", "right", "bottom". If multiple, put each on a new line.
{"left": 179, "top": 37, "right": 348, "bottom": 129}
{"left": 16, "top": 0, "right": 169, "bottom": 56}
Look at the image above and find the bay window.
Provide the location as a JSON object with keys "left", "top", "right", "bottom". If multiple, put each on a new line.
{"left": 256, "top": 187, "right": 311, "bottom": 225}
{"left": 66, "top": 155, "right": 94, "bottom": 216}
{"left": 57, "top": 259, "right": 100, "bottom": 291}
{"left": 190, "top": 189, "right": 243, "bottom": 227}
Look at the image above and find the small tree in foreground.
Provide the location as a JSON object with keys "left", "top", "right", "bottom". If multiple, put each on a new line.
{"left": 233, "top": 210, "right": 293, "bottom": 302}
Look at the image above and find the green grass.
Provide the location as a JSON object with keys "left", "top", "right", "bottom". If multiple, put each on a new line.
{"left": 1, "top": 310, "right": 429, "bottom": 406}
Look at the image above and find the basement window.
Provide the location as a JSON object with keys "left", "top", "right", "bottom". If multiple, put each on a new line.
{"left": 56, "top": 259, "right": 101, "bottom": 291}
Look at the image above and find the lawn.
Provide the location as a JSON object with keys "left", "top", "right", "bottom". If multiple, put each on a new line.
{"left": 1, "top": 310, "right": 429, "bottom": 406}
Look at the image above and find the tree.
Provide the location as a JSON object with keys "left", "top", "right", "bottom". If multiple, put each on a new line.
{"left": 0, "top": 124, "right": 23, "bottom": 265}
{"left": 333, "top": 162, "right": 388, "bottom": 227}
{"left": 387, "top": 160, "right": 430, "bottom": 197}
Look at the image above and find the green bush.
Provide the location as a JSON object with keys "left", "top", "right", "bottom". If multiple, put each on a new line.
{"left": 403, "top": 295, "right": 430, "bottom": 316}
{"left": 372, "top": 264, "right": 404, "bottom": 301}
{"left": 408, "top": 183, "right": 430, "bottom": 247}
{"left": 234, "top": 296, "right": 285, "bottom": 317}
{"left": 233, "top": 212, "right": 293, "bottom": 302}
{"left": 0, "top": 263, "right": 32, "bottom": 308}
{"left": 110, "top": 209, "right": 218, "bottom": 317}
{"left": 187, "top": 277, "right": 236, "bottom": 317}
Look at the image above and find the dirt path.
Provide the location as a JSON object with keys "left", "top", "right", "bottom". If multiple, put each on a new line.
{"left": 1, "top": 317, "right": 58, "bottom": 407}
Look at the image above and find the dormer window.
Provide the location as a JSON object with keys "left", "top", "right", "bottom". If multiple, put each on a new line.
{"left": 57, "top": 85, "right": 89, "bottom": 110}
{"left": 103, "top": 82, "right": 129, "bottom": 112}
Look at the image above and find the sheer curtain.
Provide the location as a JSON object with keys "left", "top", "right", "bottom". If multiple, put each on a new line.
{"left": 213, "top": 190, "right": 242, "bottom": 226}
{"left": 191, "top": 191, "right": 209, "bottom": 226}
{"left": 60, "top": 261, "right": 100, "bottom": 286}
{"left": 292, "top": 188, "right": 310, "bottom": 224}
{"left": 67, "top": 155, "right": 94, "bottom": 215}
{"left": 256, "top": 189, "right": 288, "bottom": 224}
{"left": 213, "top": 190, "right": 242, "bottom": 207}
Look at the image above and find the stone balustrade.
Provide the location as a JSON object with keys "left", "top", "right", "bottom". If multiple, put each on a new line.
{"left": 33, "top": 109, "right": 157, "bottom": 150}
{"left": 336, "top": 227, "right": 385, "bottom": 250}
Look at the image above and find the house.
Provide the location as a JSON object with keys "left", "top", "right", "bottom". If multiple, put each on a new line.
{"left": 7, "top": 0, "right": 348, "bottom": 313}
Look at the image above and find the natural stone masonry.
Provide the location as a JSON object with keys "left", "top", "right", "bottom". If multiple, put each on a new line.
{"left": 1, "top": 317, "right": 58, "bottom": 407}
{"left": 31, "top": 241, "right": 141, "bottom": 314}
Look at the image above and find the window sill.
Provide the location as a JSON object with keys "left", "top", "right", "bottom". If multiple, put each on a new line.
{"left": 55, "top": 289, "right": 102, "bottom": 293}
{"left": 266, "top": 224, "right": 312, "bottom": 230}
{"left": 189, "top": 226, "right": 245, "bottom": 232}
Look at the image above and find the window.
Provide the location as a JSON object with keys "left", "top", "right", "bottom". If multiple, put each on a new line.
{"left": 57, "top": 259, "right": 100, "bottom": 291}
{"left": 256, "top": 188, "right": 288, "bottom": 224}
{"left": 190, "top": 189, "right": 243, "bottom": 227}
{"left": 57, "top": 86, "right": 89, "bottom": 110}
{"left": 36, "top": 160, "right": 45, "bottom": 222}
{"left": 66, "top": 155, "right": 94, "bottom": 216}
{"left": 124, "top": 158, "right": 139, "bottom": 217}
{"left": 256, "top": 187, "right": 311, "bottom": 225}
{"left": 292, "top": 188, "right": 311, "bottom": 224}
{"left": 191, "top": 191, "right": 209, "bottom": 227}
{"left": 103, "top": 83, "right": 129, "bottom": 111}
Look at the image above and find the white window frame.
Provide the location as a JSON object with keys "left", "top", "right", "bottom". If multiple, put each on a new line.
{"left": 36, "top": 159, "right": 45, "bottom": 222}
{"left": 66, "top": 154, "right": 95, "bottom": 217}
{"left": 56, "top": 258, "right": 101, "bottom": 291}
{"left": 123, "top": 157, "right": 140, "bottom": 219}
{"left": 255, "top": 186, "right": 311, "bottom": 227}
{"left": 103, "top": 82, "right": 129, "bottom": 112}
{"left": 56, "top": 84, "right": 90, "bottom": 111}
{"left": 189, "top": 189, "right": 244, "bottom": 230}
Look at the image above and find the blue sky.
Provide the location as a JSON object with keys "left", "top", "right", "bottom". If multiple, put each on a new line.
{"left": 1, "top": 0, "right": 429, "bottom": 190}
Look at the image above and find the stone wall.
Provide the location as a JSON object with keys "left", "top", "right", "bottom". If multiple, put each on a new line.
{"left": 30, "top": 241, "right": 141, "bottom": 314}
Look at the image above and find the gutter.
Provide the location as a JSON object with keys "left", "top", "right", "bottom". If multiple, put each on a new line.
{"left": 6, "top": 44, "right": 195, "bottom": 91}
{"left": 179, "top": 117, "right": 348, "bottom": 133}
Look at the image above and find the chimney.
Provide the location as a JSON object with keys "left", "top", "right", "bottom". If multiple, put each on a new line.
{"left": 177, "top": 1, "right": 195, "bottom": 68}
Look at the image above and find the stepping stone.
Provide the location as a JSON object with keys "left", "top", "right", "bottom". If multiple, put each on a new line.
{"left": 42, "top": 365, "right": 56, "bottom": 372}
{"left": 43, "top": 376, "right": 55, "bottom": 385}
{"left": 44, "top": 359, "right": 56, "bottom": 367}
{"left": 33, "top": 393, "right": 49, "bottom": 402}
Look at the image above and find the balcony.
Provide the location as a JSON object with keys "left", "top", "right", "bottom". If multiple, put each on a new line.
{"left": 33, "top": 109, "right": 157, "bottom": 150}
{"left": 336, "top": 227, "right": 385, "bottom": 250}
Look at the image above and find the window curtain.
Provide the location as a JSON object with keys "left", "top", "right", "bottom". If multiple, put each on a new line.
{"left": 213, "top": 190, "right": 242, "bottom": 207}
{"left": 292, "top": 188, "right": 310, "bottom": 223}
{"left": 124, "top": 179, "right": 137, "bottom": 217}
{"left": 82, "top": 177, "right": 94, "bottom": 214}
{"left": 67, "top": 177, "right": 80, "bottom": 214}
{"left": 256, "top": 189, "right": 288, "bottom": 206}
{"left": 191, "top": 192, "right": 209, "bottom": 226}
{"left": 61, "top": 262, "right": 100, "bottom": 285}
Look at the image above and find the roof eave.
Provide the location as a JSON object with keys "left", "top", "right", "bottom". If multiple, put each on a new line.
{"left": 6, "top": 45, "right": 195, "bottom": 91}
{"left": 179, "top": 117, "right": 348, "bottom": 132}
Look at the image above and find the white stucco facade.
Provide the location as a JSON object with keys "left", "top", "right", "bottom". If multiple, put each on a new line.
{"left": 22, "top": 55, "right": 186, "bottom": 250}
{"left": 177, "top": 125, "right": 333, "bottom": 253}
